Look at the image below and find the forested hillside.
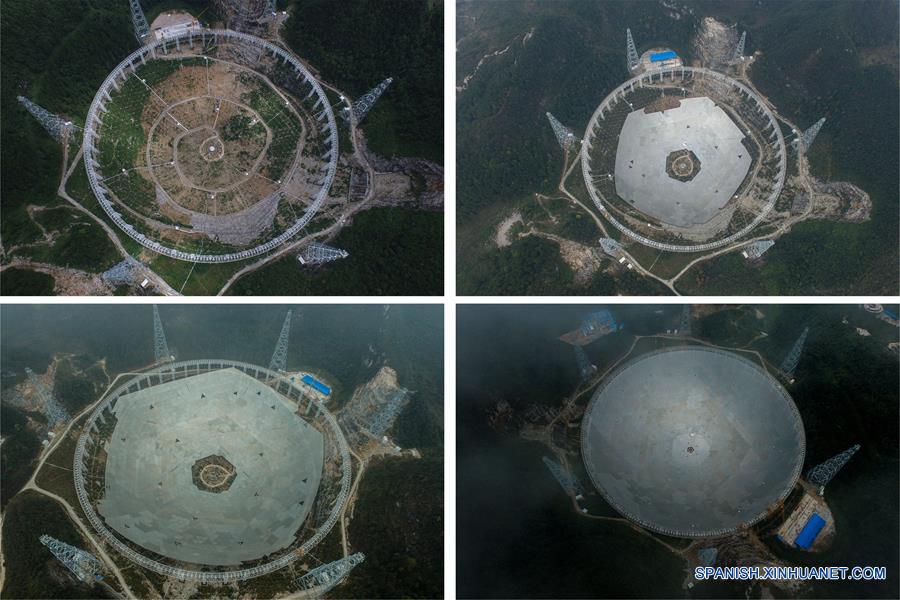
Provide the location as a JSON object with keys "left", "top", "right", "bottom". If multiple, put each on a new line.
{"left": 1, "top": 0, "right": 135, "bottom": 264}
{"left": 683, "top": 0, "right": 899, "bottom": 295}
{"left": 284, "top": 0, "right": 444, "bottom": 162}
{"left": 340, "top": 453, "right": 444, "bottom": 599}
{"left": 228, "top": 208, "right": 443, "bottom": 296}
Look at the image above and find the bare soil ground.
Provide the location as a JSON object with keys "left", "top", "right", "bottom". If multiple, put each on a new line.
{"left": 809, "top": 179, "right": 872, "bottom": 222}
{"left": 644, "top": 95, "right": 683, "bottom": 114}
{"left": 526, "top": 230, "right": 603, "bottom": 285}
{"left": 692, "top": 17, "right": 739, "bottom": 71}
{"left": 371, "top": 172, "right": 412, "bottom": 203}
{"left": 494, "top": 211, "right": 522, "bottom": 248}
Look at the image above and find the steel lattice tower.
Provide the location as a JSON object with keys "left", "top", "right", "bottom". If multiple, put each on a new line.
{"left": 101, "top": 257, "right": 142, "bottom": 286}
{"left": 598, "top": 237, "right": 623, "bottom": 257}
{"left": 367, "top": 388, "right": 410, "bottom": 439}
{"left": 39, "top": 535, "right": 104, "bottom": 583}
{"left": 780, "top": 326, "right": 808, "bottom": 378}
{"left": 17, "top": 96, "right": 80, "bottom": 145}
{"left": 128, "top": 0, "right": 150, "bottom": 41}
{"left": 296, "top": 553, "right": 365, "bottom": 592}
{"left": 269, "top": 310, "right": 293, "bottom": 372}
{"left": 732, "top": 31, "right": 746, "bottom": 63}
{"left": 806, "top": 444, "right": 860, "bottom": 495}
{"left": 298, "top": 242, "right": 349, "bottom": 265}
{"left": 626, "top": 28, "right": 640, "bottom": 71}
{"left": 153, "top": 304, "right": 171, "bottom": 363}
{"left": 351, "top": 78, "right": 393, "bottom": 122}
{"left": 680, "top": 305, "right": 692, "bottom": 336}
{"left": 542, "top": 456, "right": 583, "bottom": 496}
{"left": 24, "top": 367, "right": 69, "bottom": 426}
{"left": 793, "top": 118, "right": 826, "bottom": 153}
{"left": 574, "top": 346, "right": 596, "bottom": 380}
{"left": 546, "top": 112, "right": 576, "bottom": 150}
{"left": 743, "top": 240, "right": 774, "bottom": 259}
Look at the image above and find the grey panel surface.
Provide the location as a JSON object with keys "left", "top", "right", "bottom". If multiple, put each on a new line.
{"left": 614, "top": 97, "right": 751, "bottom": 227}
{"left": 581, "top": 347, "right": 804, "bottom": 537}
{"left": 99, "top": 368, "right": 323, "bottom": 565}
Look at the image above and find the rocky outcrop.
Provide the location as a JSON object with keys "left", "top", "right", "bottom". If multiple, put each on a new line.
{"left": 692, "top": 17, "right": 739, "bottom": 71}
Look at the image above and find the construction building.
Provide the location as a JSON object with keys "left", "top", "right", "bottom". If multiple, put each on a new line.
{"left": 150, "top": 11, "right": 201, "bottom": 40}
{"left": 776, "top": 489, "right": 834, "bottom": 551}
{"left": 559, "top": 310, "right": 621, "bottom": 346}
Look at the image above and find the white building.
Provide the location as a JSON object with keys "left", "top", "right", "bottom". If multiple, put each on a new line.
{"left": 151, "top": 12, "right": 200, "bottom": 41}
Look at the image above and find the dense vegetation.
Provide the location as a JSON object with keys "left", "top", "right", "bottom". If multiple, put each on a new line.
{"left": 52, "top": 357, "right": 110, "bottom": 414}
{"left": 18, "top": 224, "right": 120, "bottom": 274}
{"left": 764, "top": 306, "right": 900, "bottom": 599}
{"left": 680, "top": 0, "right": 899, "bottom": 295}
{"left": 229, "top": 208, "right": 443, "bottom": 295}
{"left": 783, "top": 309, "right": 899, "bottom": 459}
{"left": 0, "top": 304, "right": 444, "bottom": 447}
{"left": 383, "top": 305, "right": 444, "bottom": 448}
{"left": 1, "top": 0, "right": 136, "bottom": 275}
{"left": 456, "top": 1, "right": 694, "bottom": 221}
{"left": 455, "top": 1, "right": 693, "bottom": 294}
{"left": 1, "top": 304, "right": 442, "bottom": 394}
{"left": 1, "top": 491, "right": 111, "bottom": 599}
{"left": 0, "top": 406, "right": 42, "bottom": 508}
{"left": 0, "top": 268, "right": 56, "bottom": 295}
{"left": 457, "top": 0, "right": 898, "bottom": 295}
{"left": 339, "top": 453, "right": 443, "bottom": 599}
{"left": 283, "top": 0, "right": 443, "bottom": 162}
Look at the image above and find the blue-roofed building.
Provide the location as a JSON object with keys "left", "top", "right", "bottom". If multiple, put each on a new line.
{"left": 580, "top": 310, "right": 618, "bottom": 336}
{"left": 560, "top": 310, "right": 623, "bottom": 346}
{"left": 650, "top": 50, "right": 677, "bottom": 62}
{"left": 301, "top": 374, "right": 331, "bottom": 396}
{"left": 794, "top": 513, "right": 826, "bottom": 549}
{"left": 883, "top": 308, "right": 898, "bottom": 321}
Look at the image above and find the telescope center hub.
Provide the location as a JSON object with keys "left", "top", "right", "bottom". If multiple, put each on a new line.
{"left": 672, "top": 431, "right": 710, "bottom": 465}
{"left": 666, "top": 149, "right": 701, "bottom": 182}
{"left": 151, "top": 97, "right": 271, "bottom": 196}
{"left": 200, "top": 135, "right": 225, "bottom": 162}
{"left": 192, "top": 454, "right": 237, "bottom": 493}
